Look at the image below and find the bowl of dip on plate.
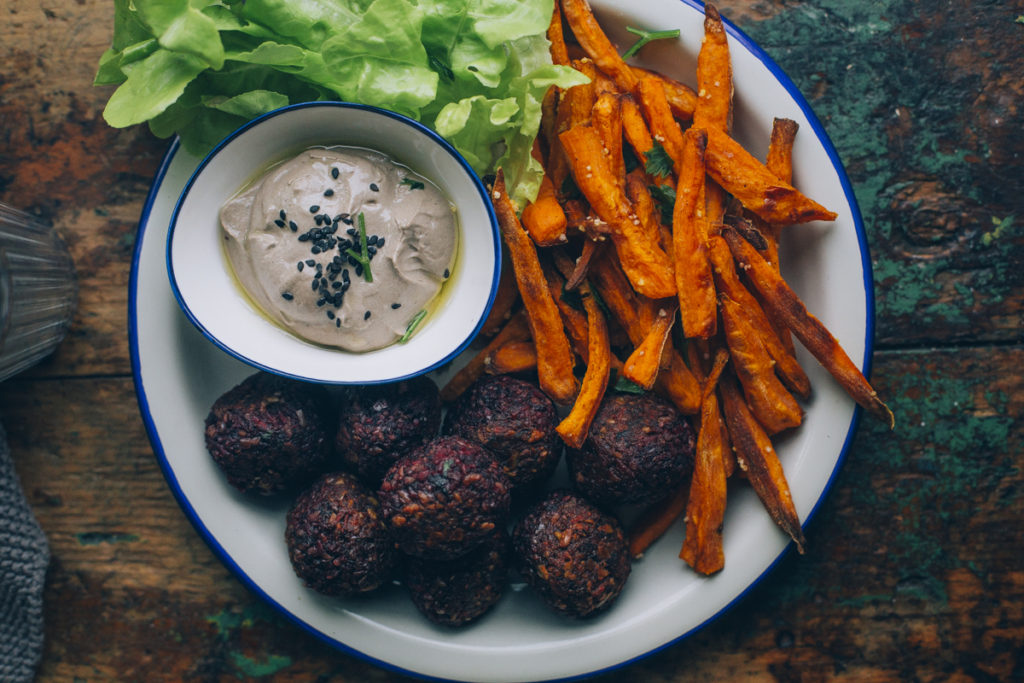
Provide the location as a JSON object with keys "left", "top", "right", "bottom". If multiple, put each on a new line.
{"left": 167, "top": 102, "right": 500, "bottom": 384}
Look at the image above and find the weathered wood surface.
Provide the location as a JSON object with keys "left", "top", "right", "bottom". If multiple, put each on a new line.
{"left": 1, "top": 0, "right": 1021, "bottom": 681}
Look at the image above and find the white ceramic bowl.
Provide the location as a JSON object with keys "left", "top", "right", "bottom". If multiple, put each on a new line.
{"left": 167, "top": 102, "right": 500, "bottom": 384}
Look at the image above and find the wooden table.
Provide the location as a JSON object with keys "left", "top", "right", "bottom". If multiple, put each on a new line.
{"left": 2, "top": 0, "right": 1021, "bottom": 680}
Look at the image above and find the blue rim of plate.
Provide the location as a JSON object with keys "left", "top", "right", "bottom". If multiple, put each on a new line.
{"left": 129, "top": 1, "right": 873, "bottom": 679}
{"left": 164, "top": 100, "right": 502, "bottom": 386}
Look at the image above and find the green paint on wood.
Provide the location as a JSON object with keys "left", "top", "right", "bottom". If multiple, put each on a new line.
{"left": 75, "top": 532, "right": 139, "bottom": 545}
{"left": 738, "top": 2, "right": 1020, "bottom": 333}
{"left": 229, "top": 651, "right": 292, "bottom": 678}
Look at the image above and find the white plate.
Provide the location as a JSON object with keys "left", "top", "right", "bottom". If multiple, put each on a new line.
{"left": 130, "top": 1, "right": 873, "bottom": 680}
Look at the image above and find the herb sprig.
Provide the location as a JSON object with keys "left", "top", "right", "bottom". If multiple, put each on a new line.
{"left": 621, "top": 26, "right": 681, "bottom": 59}
{"left": 345, "top": 212, "right": 374, "bottom": 283}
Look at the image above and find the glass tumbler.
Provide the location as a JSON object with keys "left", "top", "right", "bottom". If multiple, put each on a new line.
{"left": 0, "top": 203, "right": 77, "bottom": 382}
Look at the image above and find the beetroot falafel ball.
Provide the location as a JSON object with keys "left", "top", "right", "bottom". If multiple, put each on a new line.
{"left": 335, "top": 376, "right": 442, "bottom": 484}
{"left": 567, "top": 392, "right": 695, "bottom": 506}
{"left": 378, "top": 436, "right": 511, "bottom": 560}
{"left": 204, "top": 372, "right": 333, "bottom": 496}
{"left": 444, "top": 375, "right": 561, "bottom": 490}
{"left": 404, "top": 527, "right": 510, "bottom": 627}
{"left": 285, "top": 472, "right": 397, "bottom": 596}
{"left": 512, "top": 490, "right": 631, "bottom": 619}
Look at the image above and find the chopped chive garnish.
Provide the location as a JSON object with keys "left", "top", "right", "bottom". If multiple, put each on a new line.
{"left": 400, "top": 310, "right": 428, "bottom": 343}
{"left": 621, "top": 26, "right": 680, "bottom": 59}
{"left": 401, "top": 177, "right": 425, "bottom": 190}
{"left": 344, "top": 212, "right": 373, "bottom": 283}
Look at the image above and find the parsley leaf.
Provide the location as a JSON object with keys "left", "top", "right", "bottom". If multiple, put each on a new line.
{"left": 644, "top": 141, "right": 674, "bottom": 179}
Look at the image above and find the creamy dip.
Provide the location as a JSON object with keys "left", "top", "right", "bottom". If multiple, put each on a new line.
{"left": 220, "top": 147, "right": 457, "bottom": 352}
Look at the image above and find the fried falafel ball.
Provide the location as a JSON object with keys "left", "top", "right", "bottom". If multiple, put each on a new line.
{"left": 443, "top": 375, "right": 561, "bottom": 490}
{"left": 335, "top": 376, "right": 442, "bottom": 484}
{"left": 404, "top": 527, "right": 510, "bottom": 627}
{"left": 567, "top": 392, "right": 696, "bottom": 506}
{"left": 378, "top": 436, "right": 511, "bottom": 560}
{"left": 512, "top": 490, "right": 631, "bottom": 619}
{"left": 285, "top": 472, "right": 396, "bottom": 596}
{"left": 204, "top": 372, "right": 333, "bottom": 496}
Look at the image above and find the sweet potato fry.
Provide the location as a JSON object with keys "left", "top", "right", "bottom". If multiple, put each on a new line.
{"left": 622, "top": 303, "right": 676, "bottom": 390}
{"left": 628, "top": 485, "right": 688, "bottom": 559}
{"left": 760, "top": 117, "right": 801, "bottom": 354}
{"left": 638, "top": 75, "right": 687, "bottom": 174}
{"left": 562, "top": 237, "right": 602, "bottom": 291}
{"left": 722, "top": 228, "right": 895, "bottom": 427}
{"left": 631, "top": 66, "right": 698, "bottom": 120}
{"left": 718, "top": 370, "right": 806, "bottom": 551}
{"left": 485, "top": 339, "right": 537, "bottom": 375}
{"left": 719, "top": 293, "right": 802, "bottom": 434}
{"left": 543, "top": 258, "right": 590, "bottom": 362}
{"left": 556, "top": 282, "right": 612, "bottom": 448}
{"left": 626, "top": 169, "right": 672, "bottom": 258}
{"left": 620, "top": 94, "right": 656, "bottom": 169}
{"left": 590, "top": 253, "right": 701, "bottom": 413}
{"left": 706, "top": 235, "right": 810, "bottom": 399}
{"left": 704, "top": 126, "right": 837, "bottom": 226}
{"left": 673, "top": 127, "right": 717, "bottom": 339}
{"left": 493, "top": 170, "right": 578, "bottom": 404}
{"left": 521, "top": 140, "right": 568, "bottom": 246}
{"left": 561, "top": 0, "right": 640, "bottom": 94}
{"left": 693, "top": 3, "right": 733, "bottom": 134}
{"left": 479, "top": 259, "right": 519, "bottom": 338}
{"left": 766, "top": 117, "right": 799, "bottom": 187}
{"left": 559, "top": 124, "right": 676, "bottom": 299}
{"left": 547, "top": 0, "right": 571, "bottom": 66}
{"left": 441, "top": 310, "right": 531, "bottom": 402}
{"left": 680, "top": 349, "right": 729, "bottom": 573}
{"left": 592, "top": 92, "right": 625, "bottom": 186}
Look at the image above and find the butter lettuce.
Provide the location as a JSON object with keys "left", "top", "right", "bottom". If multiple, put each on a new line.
{"left": 95, "top": 0, "right": 587, "bottom": 206}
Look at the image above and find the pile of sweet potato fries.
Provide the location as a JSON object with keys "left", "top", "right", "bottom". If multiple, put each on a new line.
{"left": 441, "top": 0, "right": 893, "bottom": 576}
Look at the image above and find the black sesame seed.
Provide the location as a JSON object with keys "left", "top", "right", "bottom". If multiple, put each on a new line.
{"left": 312, "top": 279, "right": 319, "bottom": 291}
{"left": 317, "top": 299, "right": 326, "bottom": 307}
{"left": 342, "top": 269, "right": 350, "bottom": 282}
{"left": 297, "top": 261, "right": 304, "bottom": 272}
{"left": 311, "top": 246, "right": 321, "bottom": 254}
{"left": 336, "top": 318, "right": 341, "bottom": 327}
{"left": 305, "top": 259, "right": 316, "bottom": 267}
{"left": 274, "top": 219, "right": 285, "bottom": 228}
{"left": 309, "top": 204, "right": 320, "bottom": 213}
{"left": 367, "top": 235, "right": 378, "bottom": 246}
{"left": 279, "top": 209, "right": 287, "bottom": 220}
{"left": 327, "top": 310, "right": 335, "bottom": 320}
{"left": 444, "top": 268, "right": 450, "bottom": 278}
{"left": 332, "top": 281, "right": 341, "bottom": 289}
{"left": 331, "top": 167, "right": 340, "bottom": 179}
{"left": 364, "top": 310, "right": 371, "bottom": 320}
{"left": 346, "top": 228, "right": 357, "bottom": 237}
{"left": 367, "top": 246, "right": 377, "bottom": 256}
{"left": 341, "top": 215, "right": 353, "bottom": 225}
{"left": 355, "top": 264, "right": 363, "bottom": 277}
{"left": 281, "top": 292, "right": 293, "bottom": 300}
{"left": 323, "top": 189, "right": 334, "bottom": 197}
{"left": 391, "top": 303, "right": 401, "bottom": 309}
{"left": 289, "top": 221, "right": 298, "bottom": 232}
{"left": 369, "top": 183, "right": 379, "bottom": 192}
{"left": 376, "top": 237, "right": 385, "bottom": 247}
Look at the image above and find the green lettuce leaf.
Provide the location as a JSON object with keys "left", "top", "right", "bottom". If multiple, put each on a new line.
{"left": 95, "top": 0, "right": 587, "bottom": 205}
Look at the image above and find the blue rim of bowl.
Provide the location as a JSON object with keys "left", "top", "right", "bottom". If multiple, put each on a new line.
{"left": 165, "top": 100, "right": 502, "bottom": 386}
{"left": 129, "top": 2, "right": 874, "bottom": 680}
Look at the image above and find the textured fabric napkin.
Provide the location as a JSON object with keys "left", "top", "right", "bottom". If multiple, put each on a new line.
{"left": 0, "top": 419, "right": 48, "bottom": 682}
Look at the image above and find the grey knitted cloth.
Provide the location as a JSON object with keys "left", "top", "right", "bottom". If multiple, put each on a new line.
{"left": 0, "top": 420, "right": 48, "bottom": 682}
